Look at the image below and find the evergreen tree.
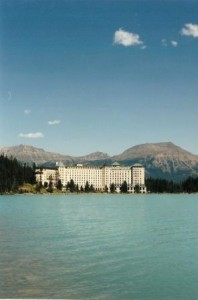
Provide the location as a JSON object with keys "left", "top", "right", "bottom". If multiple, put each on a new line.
{"left": 110, "top": 183, "right": 115, "bottom": 193}
{"left": 47, "top": 180, "right": 53, "bottom": 193}
{"left": 90, "top": 184, "right": 95, "bottom": 192}
{"left": 85, "top": 181, "right": 90, "bottom": 193}
{"left": 134, "top": 185, "right": 140, "bottom": 193}
{"left": 44, "top": 182, "right": 48, "bottom": 188}
{"left": 120, "top": 181, "right": 128, "bottom": 193}
{"left": 36, "top": 181, "right": 43, "bottom": 192}
{"left": 66, "top": 179, "right": 76, "bottom": 192}
{"left": 0, "top": 155, "right": 35, "bottom": 193}
{"left": 182, "top": 177, "right": 198, "bottom": 193}
{"left": 104, "top": 185, "right": 108, "bottom": 193}
{"left": 56, "top": 179, "right": 63, "bottom": 191}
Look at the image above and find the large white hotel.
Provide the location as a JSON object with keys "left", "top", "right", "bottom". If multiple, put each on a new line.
{"left": 36, "top": 162, "right": 146, "bottom": 193}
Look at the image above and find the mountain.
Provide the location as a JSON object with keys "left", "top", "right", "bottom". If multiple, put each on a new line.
{"left": 112, "top": 142, "right": 198, "bottom": 180}
{"left": 0, "top": 145, "right": 74, "bottom": 165}
{"left": 0, "top": 144, "right": 109, "bottom": 166}
{"left": 0, "top": 142, "right": 198, "bottom": 180}
{"left": 77, "top": 151, "right": 110, "bottom": 162}
{"left": 113, "top": 142, "right": 197, "bottom": 161}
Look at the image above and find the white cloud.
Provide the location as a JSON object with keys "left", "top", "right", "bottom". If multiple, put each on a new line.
{"left": 171, "top": 40, "right": 178, "bottom": 47}
{"left": 161, "top": 39, "right": 167, "bottom": 47}
{"left": 181, "top": 23, "right": 198, "bottom": 37}
{"left": 48, "top": 120, "right": 61, "bottom": 125}
{"left": 140, "top": 45, "right": 147, "bottom": 50}
{"left": 161, "top": 39, "right": 178, "bottom": 47}
{"left": 114, "top": 28, "right": 143, "bottom": 47}
{"left": 24, "top": 109, "right": 31, "bottom": 115}
{"left": 18, "top": 132, "right": 44, "bottom": 138}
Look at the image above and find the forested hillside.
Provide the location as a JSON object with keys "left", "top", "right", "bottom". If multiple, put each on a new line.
{"left": 0, "top": 155, "right": 35, "bottom": 193}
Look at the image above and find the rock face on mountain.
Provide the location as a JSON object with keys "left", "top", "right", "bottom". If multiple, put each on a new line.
{"left": 113, "top": 142, "right": 194, "bottom": 160}
{"left": 1, "top": 142, "right": 198, "bottom": 180}
{"left": 113, "top": 142, "right": 198, "bottom": 180}
{"left": 77, "top": 151, "right": 110, "bottom": 162}
{"left": 0, "top": 145, "right": 109, "bottom": 166}
{"left": 0, "top": 145, "right": 73, "bottom": 165}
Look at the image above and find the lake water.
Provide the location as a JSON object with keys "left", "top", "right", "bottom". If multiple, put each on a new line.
{"left": 0, "top": 194, "right": 198, "bottom": 299}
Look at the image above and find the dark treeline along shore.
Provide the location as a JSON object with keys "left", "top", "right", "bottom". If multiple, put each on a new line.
{"left": 0, "top": 154, "right": 36, "bottom": 193}
{"left": 0, "top": 154, "right": 198, "bottom": 195}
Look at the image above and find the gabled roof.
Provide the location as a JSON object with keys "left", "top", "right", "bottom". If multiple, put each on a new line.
{"left": 112, "top": 161, "right": 120, "bottom": 167}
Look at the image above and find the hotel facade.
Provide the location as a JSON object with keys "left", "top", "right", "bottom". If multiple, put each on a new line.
{"left": 36, "top": 162, "right": 146, "bottom": 193}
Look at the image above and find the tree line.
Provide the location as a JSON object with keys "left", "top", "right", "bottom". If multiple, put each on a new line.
{"left": 0, "top": 155, "right": 36, "bottom": 193}
{"left": 40, "top": 179, "right": 138, "bottom": 193}
{"left": 37, "top": 179, "right": 97, "bottom": 193}
{"left": 35, "top": 176, "right": 198, "bottom": 194}
{"left": 44, "top": 178, "right": 198, "bottom": 194}
{"left": 146, "top": 177, "right": 198, "bottom": 193}
{"left": 1, "top": 155, "right": 198, "bottom": 194}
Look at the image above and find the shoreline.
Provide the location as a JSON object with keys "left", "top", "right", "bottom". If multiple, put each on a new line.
{"left": 1, "top": 191, "right": 198, "bottom": 196}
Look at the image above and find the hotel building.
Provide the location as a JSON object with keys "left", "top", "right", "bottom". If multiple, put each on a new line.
{"left": 36, "top": 162, "right": 146, "bottom": 193}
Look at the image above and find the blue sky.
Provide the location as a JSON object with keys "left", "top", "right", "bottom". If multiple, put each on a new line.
{"left": 0, "top": 0, "right": 198, "bottom": 156}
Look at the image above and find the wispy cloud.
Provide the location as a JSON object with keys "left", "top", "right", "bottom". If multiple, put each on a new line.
{"left": 181, "top": 23, "right": 198, "bottom": 37}
{"left": 18, "top": 132, "right": 44, "bottom": 138}
{"left": 171, "top": 40, "right": 178, "bottom": 47}
{"left": 161, "top": 39, "right": 178, "bottom": 47}
{"left": 114, "top": 28, "right": 143, "bottom": 47}
{"left": 24, "top": 109, "right": 31, "bottom": 115}
{"left": 161, "top": 39, "right": 168, "bottom": 47}
{"left": 140, "top": 45, "right": 147, "bottom": 50}
{"left": 48, "top": 120, "right": 61, "bottom": 125}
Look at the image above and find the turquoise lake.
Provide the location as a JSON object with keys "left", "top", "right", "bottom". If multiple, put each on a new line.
{"left": 0, "top": 194, "right": 198, "bottom": 299}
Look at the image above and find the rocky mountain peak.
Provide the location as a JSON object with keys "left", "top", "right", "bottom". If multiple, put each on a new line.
{"left": 0, "top": 142, "right": 198, "bottom": 180}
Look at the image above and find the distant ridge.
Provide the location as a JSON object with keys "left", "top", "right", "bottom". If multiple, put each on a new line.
{"left": 0, "top": 144, "right": 110, "bottom": 165}
{"left": 0, "top": 144, "right": 74, "bottom": 165}
{"left": 0, "top": 142, "right": 198, "bottom": 180}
